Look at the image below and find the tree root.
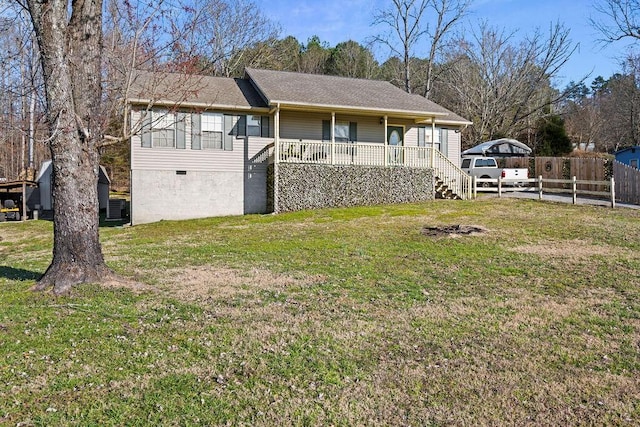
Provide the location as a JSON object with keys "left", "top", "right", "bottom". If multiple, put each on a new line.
{"left": 32, "top": 263, "right": 153, "bottom": 295}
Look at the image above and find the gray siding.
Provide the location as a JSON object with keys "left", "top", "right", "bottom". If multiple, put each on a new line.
{"left": 280, "top": 111, "right": 386, "bottom": 144}
{"left": 446, "top": 129, "right": 461, "bottom": 167}
{"left": 131, "top": 110, "right": 247, "bottom": 172}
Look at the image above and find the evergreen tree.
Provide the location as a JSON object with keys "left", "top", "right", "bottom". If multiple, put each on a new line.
{"left": 535, "top": 115, "right": 573, "bottom": 156}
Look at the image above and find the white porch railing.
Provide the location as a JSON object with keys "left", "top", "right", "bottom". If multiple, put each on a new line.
{"left": 276, "top": 140, "right": 472, "bottom": 199}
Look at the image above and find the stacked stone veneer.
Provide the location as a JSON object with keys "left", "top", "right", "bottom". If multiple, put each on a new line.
{"left": 268, "top": 163, "right": 435, "bottom": 212}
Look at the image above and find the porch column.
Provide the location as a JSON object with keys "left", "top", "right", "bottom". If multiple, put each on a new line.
{"left": 331, "top": 112, "right": 335, "bottom": 165}
{"left": 383, "top": 115, "right": 388, "bottom": 167}
{"left": 430, "top": 119, "right": 436, "bottom": 168}
{"left": 274, "top": 103, "right": 280, "bottom": 213}
{"left": 274, "top": 103, "right": 280, "bottom": 163}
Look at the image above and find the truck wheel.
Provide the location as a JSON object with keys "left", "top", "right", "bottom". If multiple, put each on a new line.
{"left": 480, "top": 176, "right": 492, "bottom": 188}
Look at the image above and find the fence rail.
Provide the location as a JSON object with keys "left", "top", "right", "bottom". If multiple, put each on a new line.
{"left": 473, "top": 176, "right": 617, "bottom": 207}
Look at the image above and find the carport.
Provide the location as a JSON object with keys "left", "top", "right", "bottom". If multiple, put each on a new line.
{"left": 462, "top": 138, "right": 532, "bottom": 157}
{"left": 0, "top": 180, "right": 38, "bottom": 221}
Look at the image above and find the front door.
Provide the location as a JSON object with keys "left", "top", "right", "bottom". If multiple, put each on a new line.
{"left": 387, "top": 126, "right": 404, "bottom": 165}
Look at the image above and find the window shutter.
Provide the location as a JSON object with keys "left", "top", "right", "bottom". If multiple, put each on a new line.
{"left": 141, "top": 111, "right": 151, "bottom": 148}
{"left": 224, "top": 115, "right": 234, "bottom": 151}
{"left": 322, "top": 120, "right": 331, "bottom": 141}
{"left": 237, "top": 115, "right": 246, "bottom": 137}
{"left": 349, "top": 122, "right": 357, "bottom": 142}
{"left": 176, "top": 113, "right": 186, "bottom": 149}
{"left": 418, "top": 127, "right": 425, "bottom": 147}
{"left": 261, "top": 116, "right": 270, "bottom": 137}
{"left": 191, "top": 113, "right": 201, "bottom": 150}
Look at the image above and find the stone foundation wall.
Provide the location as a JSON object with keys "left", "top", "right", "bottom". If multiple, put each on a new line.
{"left": 270, "top": 163, "right": 434, "bottom": 212}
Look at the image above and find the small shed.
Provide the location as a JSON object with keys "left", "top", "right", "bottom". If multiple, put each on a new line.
{"left": 614, "top": 146, "right": 640, "bottom": 169}
{"left": 462, "top": 138, "right": 532, "bottom": 157}
{"left": 35, "top": 161, "right": 111, "bottom": 213}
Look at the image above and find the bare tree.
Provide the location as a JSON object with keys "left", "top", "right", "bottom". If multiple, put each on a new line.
{"left": 0, "top": 8, "right": 45, "bottom": 181}
{"left": 372, "top": 0, "right": 468, "bottom": 95}
{"left": 174, "top": 0, "right": 279, "bottom": 77}
{"left": 436, "top": 22, "right": 579, "bottom": 146}
{"left": 421, "top": 0, "right": 470, "bottom": 99}
{"left": 373, "top": 0, "right": 429, "bottom": 93}
{"left": 591, "top": 0, "right": 640, "bottom": 42}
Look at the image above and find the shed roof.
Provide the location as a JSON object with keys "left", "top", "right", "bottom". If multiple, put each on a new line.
{"left": 614, "top": 146, "right": 640, "bottom": 156}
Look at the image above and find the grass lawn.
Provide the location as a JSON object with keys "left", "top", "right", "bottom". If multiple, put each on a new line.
{"left": 1, "top": 198, "right": 639, "bottom": 425}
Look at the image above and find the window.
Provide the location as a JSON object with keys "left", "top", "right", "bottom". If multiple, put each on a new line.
{"left": 322, "top": 120, "right": 357, "bottom": 142}
{"left": 191, "top": 113, "right": 235, "bottom": 151}
{"left": 140, "top": 110, "right": 187, "bottom": 148}
{"left": 247, "top": 115, "right": 262, "bottom": 136}
{"left": 201, "top": 113, "right": 223, "bottom": 149}
{"left": 334, "top": 121, "right": 350, "bottom": 142}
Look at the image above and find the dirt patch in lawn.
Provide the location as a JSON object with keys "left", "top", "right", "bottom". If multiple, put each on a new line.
{"left": 421, "top": 224, "right": 488, "bottom": 238}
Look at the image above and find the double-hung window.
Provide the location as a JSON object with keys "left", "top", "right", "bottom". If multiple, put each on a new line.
{"left": 201, "top": 113, "right": 224, "bottom": 149}
{"left": 139, "top": 110, "right": 176, "bottom": 148}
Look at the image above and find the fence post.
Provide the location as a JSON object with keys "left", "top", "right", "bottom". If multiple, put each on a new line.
{"left": 610, "top": 177, "right": 616, "bottom": 208}
{"left": 472, "top": 175, "right": 477, "bottom": 199}
{"left": 498, "top": 176, "right": 502, "bottom": 197}
{"left": 572, "top": 176, "right": 577, "bottom": 204}
{"left": 538, "top": 175, "right": 543, "bottom": 200}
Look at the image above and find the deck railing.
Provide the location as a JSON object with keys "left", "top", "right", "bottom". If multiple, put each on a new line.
{"left": 276, "top": 140, "right": 471, "bottom": 199}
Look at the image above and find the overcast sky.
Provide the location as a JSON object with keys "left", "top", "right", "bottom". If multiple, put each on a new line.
{"left": 255, "top": 0, "right": 636, "bottom": 88}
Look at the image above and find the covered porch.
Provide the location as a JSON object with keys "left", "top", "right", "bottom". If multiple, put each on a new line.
{"left": 268, "top": 108, "right": 472, "bottom": 200}
{"left": 271, "top": 140, "right": 472, "bottom": 201}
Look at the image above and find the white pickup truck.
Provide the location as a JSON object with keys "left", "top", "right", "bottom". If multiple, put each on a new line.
{"left": 461, "top": 156, "right": 528, "bottom": 186}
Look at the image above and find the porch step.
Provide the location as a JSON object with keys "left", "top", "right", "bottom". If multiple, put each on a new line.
{"left": 435, "top": 177, "right": 461, "bottom": 200}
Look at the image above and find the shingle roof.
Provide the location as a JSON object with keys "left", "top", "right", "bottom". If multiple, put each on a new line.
{"left": 126, "top": 68, "right": 470, "bottom": 124}
{"left": 245, "top": 68, "right": 470, "bottom": 124}
{"left": 127, "top": 70, "right": 268, "bottom": 110}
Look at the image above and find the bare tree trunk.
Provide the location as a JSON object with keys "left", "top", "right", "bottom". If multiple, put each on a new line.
{"left": 26, "top": 0, "right": 114, "bottom": 294}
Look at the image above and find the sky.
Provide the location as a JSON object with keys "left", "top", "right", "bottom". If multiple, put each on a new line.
{"left": 255, "top": 0, "right": 638, "bottom": 89}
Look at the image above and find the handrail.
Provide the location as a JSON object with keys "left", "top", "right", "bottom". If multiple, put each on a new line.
{"left": 431, "top": 149, "right": 472, "bottom": 200}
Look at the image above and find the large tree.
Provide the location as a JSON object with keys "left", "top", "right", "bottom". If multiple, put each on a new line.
{"left": 591, "top": 0, "right": 640, "bottom": 42}
{"left": 372, "top": 0, "right": 468, "bottom": 95}
{"left": 434, "top": 22, "right": 578, "bottom": 147}
{"left": 21, "top": 0, "right": 113, "bottom": 293}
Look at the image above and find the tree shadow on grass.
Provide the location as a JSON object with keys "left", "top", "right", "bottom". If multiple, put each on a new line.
{"left": 0, "top": 266, "right": 42, "bottom": 281}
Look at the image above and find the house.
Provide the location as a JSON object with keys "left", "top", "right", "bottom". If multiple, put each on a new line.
{"left": 615, "top": 146, "right": 640, "bottom": 169}
{"left": 127, "top": 68, "right": 472, "bottom": 225}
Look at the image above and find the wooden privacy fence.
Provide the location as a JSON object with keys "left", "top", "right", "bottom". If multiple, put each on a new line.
{"left": 501, "top": 157, "right": 609, "bottom": 191}
{"left": 614, "top": 161, "right": 640, "bottom": 205}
